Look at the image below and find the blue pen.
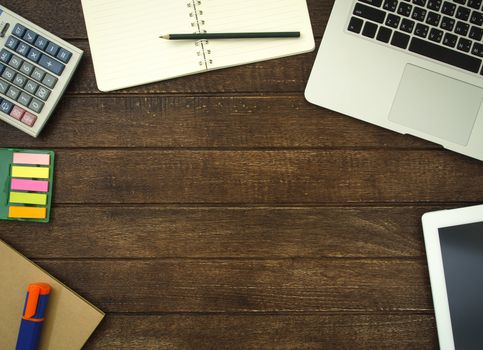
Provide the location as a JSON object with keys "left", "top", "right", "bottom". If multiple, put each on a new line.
{"left": 16, "top": 283, "right": 52, "bottom": 350}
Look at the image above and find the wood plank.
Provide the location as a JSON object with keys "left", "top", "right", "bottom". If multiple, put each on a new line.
{"left": 85, "top": 314, "right": 437, "bottom": 349}
{"left": 35, "top": 150, "right": 483, "bottom": 204}
{"left": 0, "top": 96, "right": 435, "bottom": 149}
{"left": 3, "top": 0, "right": 333, "bottom": 39}
{"left": 65, "top": 40, "right": 317, "bottom": 94}
{"left": 2, "top": 206, "right": 431, "bottom": 259}
{"left": 34, "top": 259, "right": 432, "bottom": 313}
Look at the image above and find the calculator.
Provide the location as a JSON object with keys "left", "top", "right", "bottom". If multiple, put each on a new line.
{"left": 0, "top": 6, "right": 82, "bottom": 137}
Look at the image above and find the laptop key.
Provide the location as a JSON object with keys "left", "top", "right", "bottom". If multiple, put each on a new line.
{"left": 440, "top": 16, "right": 455, "bottom": 30}
{"left": 383, "top": 0, "right": 398, "bottom": 11}
{"left": 360, "top": 0, "right": 383, "bottom": 7}
{"left": 426, "top": 11, "right": 441, "bottom": 25}
{"left": 400, "top": 18, "right": 415, "bottom": 32}
{"left": 455, "top": 21, "right": 470, "bottom": 36}
{"left": 413, "top": 0, "right": 426, "bottom": 6}
{"left": 397, "top": 2, "right": 413, "bottom": 16}
{"left": 456, "top": 6, "right": 471, "bottom": 20}
{"left": 409, "top": 36, "right": 481, "bottom": 73}
{"left": 467, "top": 0, "right": 481, "bottom": 8}
{"left": 414, "top": 23, "right": 429, "bottom": 37}
{"left": 386, "top": 13, "right": 401, "bottom": 27}
{"left": 443, "top": 32, "right": 458, "bottom": 47}
{"left": 348, "top": 17, "right": 364, "bottom": 33}
{"left": 412, "top": 7, "right": 427, "bottom": 21}
{"left": 470, "top": 10, "right": 483, "bottom": 25}
{"left": 469, "top": 26, "right": 483, "bottom": 41}
{"left": 391, "top": 31, "right": 410, "bottom": 48}
{"left": 353, "top": 3, "right": 386, "bottom": 23}
{"left": 376, "top": 26, "right": 392, "bottom": 42}
{"left": 441, "top": 1, "right": 456, "bottom": 15}
{"left": 362, "top": 21, "right": 378, "bottom": 38}
{"left": 457, "top": 37, "right": 472, "bottom": 52}
{"left": 428, "top": 28, "right": 443, "bottom": 42}
{"left": 427, "top": 0, "right": 442, "bottom": 10}
{"left": 472, "top": 42, "right": 483, "bottom": 57}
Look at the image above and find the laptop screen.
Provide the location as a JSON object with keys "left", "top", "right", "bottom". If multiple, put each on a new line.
{"left": 439, "top": 221, "right": 483, "bottom": 350}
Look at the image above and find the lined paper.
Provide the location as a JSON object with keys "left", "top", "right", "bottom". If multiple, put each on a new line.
{"left": 201, "top": 0, "right": 314, "bottom": 70}
{"left": 81, "top": 0, "right": 314, "bottom": 91}
{"left": 81, "top": 0, "right": 203, "bottom": 91}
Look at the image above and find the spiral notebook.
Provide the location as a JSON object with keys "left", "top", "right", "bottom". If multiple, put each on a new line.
{"left": 81, "top": 0, "right": 315, "bottom": 92}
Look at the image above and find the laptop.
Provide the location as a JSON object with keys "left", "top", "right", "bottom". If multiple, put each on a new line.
{"left": 305, "top": 0, "right": 483, "bottom": 161}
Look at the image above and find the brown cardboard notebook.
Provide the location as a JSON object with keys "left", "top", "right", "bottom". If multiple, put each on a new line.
{"left": 0, "top": 240, "right": 104, "bottom": 349}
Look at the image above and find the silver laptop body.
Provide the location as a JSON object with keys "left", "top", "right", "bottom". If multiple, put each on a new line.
{"left": 306, "top": 0, "right": 483, "bottom": 161}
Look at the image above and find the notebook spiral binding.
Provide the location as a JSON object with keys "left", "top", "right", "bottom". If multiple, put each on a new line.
{"left": 187, "top": 0, "right": 213, "bottom": 69}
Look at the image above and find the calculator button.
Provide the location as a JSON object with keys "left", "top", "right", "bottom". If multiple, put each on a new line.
{"left": 31, "top": 68, "right": 46, "bottom": 82}
{"left": 13, "top": 74, "right": 27, "bottom": 88}
{"left": 23, "top": 30, "right": 38, "bottom": 44}
{"left": 28, "top": 98, "right": 44, "bottom": 113}
{"left": 12, "top": 24, "right": 26, "bottom": 38}
{"left": 45, "top": 42, "right": 60, "bottom": 56}
{"left": 0, "top": 99, "right": 14, "bottom": 114}
{"left": 0, "top": 80, "right": 9, "bottom": 94}
{"left": 16, "top": 42, "right": 30, "bottom": 57}
{"left": 56, "top": 48, "right": 72, "bottom": 63}
{"left": 35, "top": 86, "right": 50, "bottom": 101}
{"left": 20, "top": 62, "right": 34, "bottom": 76}
{"left": 0, "top": 49, "right": 12, "bottom": 63}
{"left": 6, "top": 86, "right": 21, "bottom": 100}
{"left": 18, "top": 92, "right": 32, "bottom": 107}
{"left": 34, "top": 36, "right": 49, "bottom": 50}
{"left": 24, "top": 80, "right": 39, "bottom": 94}
{"left": 21, "top": 112, "right": 37, "bottom": 127}
{"left": 38, "top": 54, "right": 64, "bottom": 75}
{"left": 27, "top": 48, "right": 41, "bottom": 63}
{"left": 2, "top": 67, "right": 15, "bottom": 81}
{"left": 42, "top": 73, "right": 58, "bottom": 88}
{"left": 10, "top": 105, "right": 25, "bottom": 120}
{"left": 6, "top": 36, "right": 20, "bottom": 50}
{"left": 8, "top": 55, "right": 23, "bottom": 70}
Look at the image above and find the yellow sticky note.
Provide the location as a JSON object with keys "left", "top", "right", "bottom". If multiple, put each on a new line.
{"left": 11, "top": 166, "right": 49, "bottom": 179}
{"left": 9, "top": 192, "right": 47, "bottom": 205}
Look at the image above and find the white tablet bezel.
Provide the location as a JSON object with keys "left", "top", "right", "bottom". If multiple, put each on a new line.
{"left": 422, "top": 204, "right": 483, "bottom": 350}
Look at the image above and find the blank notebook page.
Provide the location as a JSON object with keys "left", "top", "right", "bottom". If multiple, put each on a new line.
{"left": 81, "top": 0, "right": 203, "bottom": 91}
{"left": 202, "top": 0, "right": 314, "bottom": 70}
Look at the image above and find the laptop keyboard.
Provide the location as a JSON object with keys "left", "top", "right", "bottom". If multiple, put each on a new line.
{"left": 347, "top": 0, "right": 483, "bottom": 75}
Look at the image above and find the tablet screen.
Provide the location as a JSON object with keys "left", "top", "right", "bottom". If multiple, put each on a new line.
{"left": 439, "top": 221, "right": 483, "bottom": 350}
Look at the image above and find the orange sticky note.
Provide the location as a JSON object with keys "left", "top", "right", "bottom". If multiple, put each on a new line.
{"left": 8, "top": 206, "right": 47, "bottom": 219}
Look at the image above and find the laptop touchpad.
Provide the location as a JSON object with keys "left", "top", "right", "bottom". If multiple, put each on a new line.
{"left": 389, "top": 64, "right": 483, "bottom": 146}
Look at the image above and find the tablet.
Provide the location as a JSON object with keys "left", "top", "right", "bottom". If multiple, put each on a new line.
{"left": 422, "top": 205, "right": 483, "bottom": 350}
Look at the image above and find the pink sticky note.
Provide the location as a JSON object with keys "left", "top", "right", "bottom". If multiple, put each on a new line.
{"left": 13, "top": 152, "right": 50, "bottom": 166}
{"left": 11, "top": 179, "right": 49, "bottom": 193}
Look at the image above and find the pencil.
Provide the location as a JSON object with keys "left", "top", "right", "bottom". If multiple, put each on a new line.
{"left": 160, "top": 32, "right": 301, "bottom": 40}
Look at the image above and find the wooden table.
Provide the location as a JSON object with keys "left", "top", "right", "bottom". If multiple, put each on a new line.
{"left": 1, "top": 1, "right": 483, "bottom": 348}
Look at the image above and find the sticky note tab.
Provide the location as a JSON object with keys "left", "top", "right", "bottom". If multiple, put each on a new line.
{"left": 11, "top": 179, "right": 49, "bottom": 192}
{"left": 11, "top": 166, "right": 49, "bottom": 179}
{"left": 8, "top": 206, "right": 47, "bottom": 219}
{"left": 13, "top": 152, "right": 50, "bottom": 166}
{"left": 10, "top": 192, "right": 47, "bottom": 205}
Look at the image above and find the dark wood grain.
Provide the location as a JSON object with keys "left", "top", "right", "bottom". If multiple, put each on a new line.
{"left": 0, "top": 0, "right": 467, "bottom": 348}
{"left": 84, "top": 314, "right": 438, "bottom": 350}
{"left": 47, "top": 150, "right": 483, "bottom": 204}
{"left": 0, "top": 96, "right": 436, "bottom": 149}
{"left": 2, "top": 206, "right": 430, "bottom": 259}
{"left": 34, "top": 259, "right": 432, "bottom": 313}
